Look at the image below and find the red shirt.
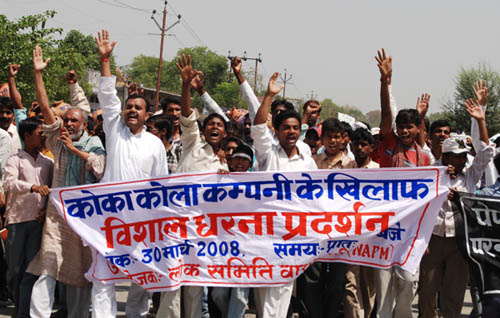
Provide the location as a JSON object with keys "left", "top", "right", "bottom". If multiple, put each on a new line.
{"left": 378, "top": 130, "right": 430, "bottom": 168}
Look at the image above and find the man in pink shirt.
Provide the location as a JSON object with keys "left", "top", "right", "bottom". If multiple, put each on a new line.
{"left": 3, "top": 117, "right": 53, "bottom": 317}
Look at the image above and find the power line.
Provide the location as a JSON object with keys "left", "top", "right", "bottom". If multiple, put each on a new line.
{"left": 167, "top": 3, "right": 205, "bottom": 46}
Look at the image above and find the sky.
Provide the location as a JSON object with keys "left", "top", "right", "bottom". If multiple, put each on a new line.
{"left": 2, "top": 0, "right": 500, "bottom": 114}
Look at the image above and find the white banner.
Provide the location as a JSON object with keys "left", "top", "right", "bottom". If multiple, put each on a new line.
{"left": 337, "top": 112, "right": 356, "bottom": 125}
{"left": 50, "top": 168, "right": 449, "bottom": 291}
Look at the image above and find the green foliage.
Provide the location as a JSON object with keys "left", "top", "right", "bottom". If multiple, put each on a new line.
{"left": 0, "top": 13, "right": 107, "bottom": 106}
{"left": 212, "top": 80, "right": 247, "bottom": 109}
{"left": 442, "top": 64, "right": 500, "bottom": 135}
{"left": 365, "top": 110, "right": 381, "bottom": 129}
{"left": 428, "top": 111, "right": 448, "bottom": 124}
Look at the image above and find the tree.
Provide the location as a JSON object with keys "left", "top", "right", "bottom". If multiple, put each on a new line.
{"left": 0, "top": 12, "right": 99, "bottom": 105}
{"left": 442, "top": 64, "right": 500, "bottom": 135}
{"left": 364, "top": 110, "right": 380, "bottom": 129}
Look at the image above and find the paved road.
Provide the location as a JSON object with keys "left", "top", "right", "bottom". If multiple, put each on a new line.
{"left": 0, "top": 283, "right": 475, "bottom": 317}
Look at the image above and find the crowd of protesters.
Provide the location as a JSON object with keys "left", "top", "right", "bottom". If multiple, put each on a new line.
{"left": 0, "top": 29, "right": 499, "bottom": 318}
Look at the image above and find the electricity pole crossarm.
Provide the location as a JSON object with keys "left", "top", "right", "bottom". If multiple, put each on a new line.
{"left": 279, "top": 68, "right": 293, "bottom": 99}
{"left": 228, "top": 51, "right": 262, "bottom": 93}
{"left": 151, "top": 2, "right": 181, "bottom": 112}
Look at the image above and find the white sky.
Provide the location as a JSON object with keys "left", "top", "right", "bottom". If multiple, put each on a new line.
{"left": 3, "top": 0, "right": 500, "bottom": 113}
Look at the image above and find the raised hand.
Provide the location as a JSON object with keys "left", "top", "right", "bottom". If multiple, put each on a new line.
{"left": 33, "top": 46, "right": 51, "bottom": 72}
{"left": 416, "top": 93, "right": 430, "bottom": 115}
{"left": 95, "top": 29, "right": 117, "bottom": 58}
{"left": 8, "top": 64, "right": 20, "bottom": 77}
{"left": 190, "top": 71, "right": 205, "bottom": 93}
{"left": 266, "top": 72, "right": 284, "bottom": 96}
{"left": 375, "top": 48, "right": 392, "bottom": 82}
{"left": 231, "top": 57, "right": 242, "bottom": 75}
{"left": 464, "top": 98, "right": 485, "bottom": 121}
{"left": 128, "top": 82, "right": 144, "bottom": 96}
{"left": 176, "top": 54, "right": 197, "bottom": 84}
{"left": 473, "top": 80, "right": 488, "bottom": 106}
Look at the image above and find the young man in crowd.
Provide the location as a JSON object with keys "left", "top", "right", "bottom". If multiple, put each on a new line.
{"left": 374, "top": 48, "right": 430, "bottom": 318}
{"left": 3, "top": 117, "right": 53, "bottom": 317}
{"left": 231, "top": 57, "right": 312, "bottom": 157}
{"left": 313, "top": 118, "right": 356, "bottom": 169}
{"left": 163, "top": 54, "right": 228, "bottom": 318}
{"left": 296, "top": 117, "right": 352, "bottom": 318}
{"left": 418, "top": 99, "right": 494, "bottom": 318}
{"left": 161, "top": 96, "right": 182, "bottom": 142}
{"left": 146, "top": 115, "right": 182, "bottom": 174}
{"left": 92, "top": 29, "right": 169, "bottom": 318}
{"left": 211, "top": 143, "right": 254, "bottom": 318}
{"left": 28, "top": 45, "right": 106, "bottom": 318}
{"left": 303, "top": 127, "right": 321, "bottom": 155}
{"left": 251, "top": 72, "right": 317, "bottom": 318}
{"left": 343, "top": 128, "right": 379, "bottom": 318}
{"left": 427, "top": 119, "right": 451, "bottom": 164}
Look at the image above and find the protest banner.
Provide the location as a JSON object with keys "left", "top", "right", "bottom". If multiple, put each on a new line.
{"left": 455, "top": 192, "right": 500, "bottom": 294}
{"left": 50, "top": 167, "right": 449, "bottom": 291}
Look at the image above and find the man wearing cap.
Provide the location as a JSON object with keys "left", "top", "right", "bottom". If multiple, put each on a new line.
{"left": 418, "top": 99, "right": 495, "bottom": 318}
{"left": 210, "top": 143, "right": 254, "bottom": 318}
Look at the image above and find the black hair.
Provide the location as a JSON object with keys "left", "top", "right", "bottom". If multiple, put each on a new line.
{"left": 322, "top": 118, "right": 344, "bottom": 136}
{"left": 272, "top": 109, "right": 301, "bottom": 130}
{"left": 351, "top": 128, "right": 375, "bottom": 145}
{"left": 395, "top": 109, "right": 421, "bottom": 127}
{"left": 202, "top": 113, "right": 228, "bottom": 131}
{"left": 494, "top": 136, "right": 500, "bottom": 148}
{"left": 424, "top": 116, "right": 430, "bottom": 134}
{"left": 18, "top": 117, "right": 42, "bottom": 142}
{"left": 430, "top": 119, "right": 451, "bottom": 133}
{"left": 222, "top": 136, "right": 243, "bottom": 151}
{"left": 305, "top": 129, "right": 320, "bottom": 141}
{"left": 341, "top": 121, "right": 353, "bottom": 138}
{"left": 126, "top": 94, "right": 150, "bottom": 111}
{"left": 271, "top": 99, "right": 294, "bottom": 114}
{"left": 494, "top": 153, "right": 500, "bottom": 175}
{"left": 160, "top": 96, "right": 181, "bottom": 113}
{"left": 0, "top": 97, "right": 14, "bottom": 112}
{"left": 148, "top": 114, "right": 173, "bottom": 140}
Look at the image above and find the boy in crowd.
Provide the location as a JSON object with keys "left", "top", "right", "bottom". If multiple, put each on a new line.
{"left": 251, "top": 72, "right": 317, "bottom": 318}
{"left": 418, "top": 98, "right": 494, "bottom": 318}
{"left": 146, "top": 115, "right": 182, "bottom": 174}
{"left": 427, "top": 119, "right": 451, "bottom": 164}
{"left": 3, "top": 117, "right": 53, "bottom": 317}
{"left": 211, "top": 143, "right": 254, "bottom": 318}
{"left": 375, "top": 48, "right": 430, "bottom": 318}
{"left": 313, "top": 118, "right": 355, "bottom": 169}
{"left": 303, "top": 127, "right": 321, "bottom": 155}
{"left": 343, "top": 128, "right": 379, "bottom": 318}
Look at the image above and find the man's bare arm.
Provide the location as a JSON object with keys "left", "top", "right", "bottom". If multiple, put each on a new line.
{"left": 375, "top": 49, "right": 393, "bottom": 137}
{"left": 95, "top": 29, "right": 117, "bottom": 77}
{"left": 254, "top": 72, "right": 283, "bottom": 125}
{"left": 7, "top": 64, "right": 24, "bottom": 110}
{"left": 33, "top": 46, "right": 56, "bottom": 125}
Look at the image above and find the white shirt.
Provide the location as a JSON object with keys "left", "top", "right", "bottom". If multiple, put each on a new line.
{"left": 433, "top": 141, "right": 495, "bottom": 237}
{"left": 7, "top": 123, "right": 21, "bottom": 153}
{"left": 176, "top": 110, "right": 228, "bottom": 173}
{"left": 200, "top": 92, "right": 230, "bottom": 122}
{"left": 251, "top": 123, "right": 317, "bottom": 172}
{"left": 0, "top": 129, "right": 12, "bottom": 189}
{"left": 239, "top": 80, "right": 312, "bottom": 156}
{"left": 98, "top": 76, "right": 168, "bottom": 183}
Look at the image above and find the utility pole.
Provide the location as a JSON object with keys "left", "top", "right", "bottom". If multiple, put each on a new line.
{"left": 307, "top": 90, "right": 317, "bottom": 100}
{"left": 227, "top": 51, "right": 262, "bottom": 93}
{"left": 280, "top": 68, "right": 293, "bottom": 99}
{"left": 151, "top": 2, "right": 181, "bottom": 112}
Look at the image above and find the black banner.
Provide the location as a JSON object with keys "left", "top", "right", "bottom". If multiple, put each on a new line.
{"left": 455, "top": 192, "right": 500, "bottom": 294}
